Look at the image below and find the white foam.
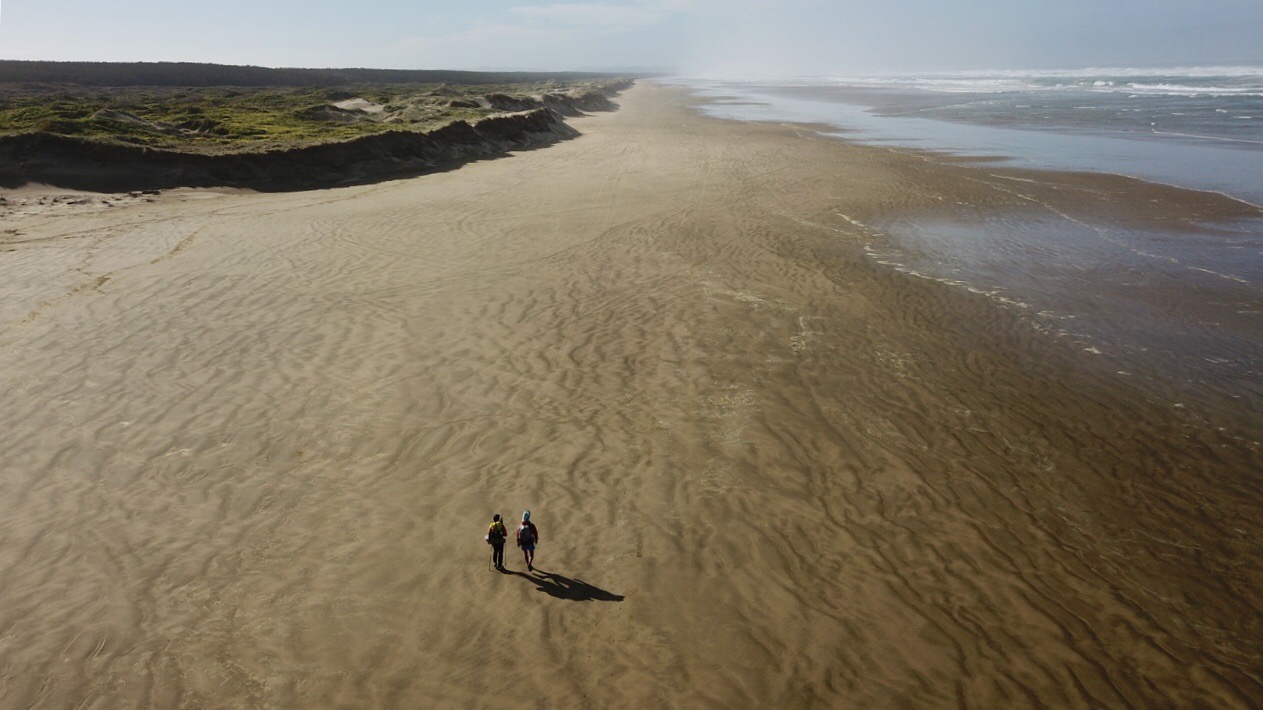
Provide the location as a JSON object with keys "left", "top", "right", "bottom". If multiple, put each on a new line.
{"left": 835, "top": 212, "right": 869, "bottom": 229}
{"left": 788, "top": 67, "right": 1263, "bottom": 96}
{"left": 1189, "top": 267, "right": 1250, "bottom": 284}
{"left": 1124, "top": 83, "right": 1263, "bottom": 97}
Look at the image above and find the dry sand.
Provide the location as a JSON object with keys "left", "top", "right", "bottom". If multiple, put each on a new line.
{"left": 1, "top": 82, "right": 1260, "bottom": 708}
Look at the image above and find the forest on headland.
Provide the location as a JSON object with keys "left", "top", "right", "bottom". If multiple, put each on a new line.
{"left": 0, "top": 60, "right": 631, "bottom": 88}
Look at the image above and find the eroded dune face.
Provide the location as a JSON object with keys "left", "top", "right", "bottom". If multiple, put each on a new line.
{"left": 0, "top": 78, "right": 632, "bottom": 192}
{"left": 0, "top": 106, "right": 582, "bottom": 192}
{"left": 0, "top": 83, "right": 1259, "bottom": 708}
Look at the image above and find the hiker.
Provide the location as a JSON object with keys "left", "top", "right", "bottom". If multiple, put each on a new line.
{"left": 517, "top": 510, "right": 539, "bottom": 572}
{"left": 485, "top": 514, "right": 508, "bottom": 570}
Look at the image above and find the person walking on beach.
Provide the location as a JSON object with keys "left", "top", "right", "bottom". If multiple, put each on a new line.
{"left": 517, "top": 510, "right": 539, "bottom": 572}
{"left": 486, "top": 514, "right": 508, "bottom": 571}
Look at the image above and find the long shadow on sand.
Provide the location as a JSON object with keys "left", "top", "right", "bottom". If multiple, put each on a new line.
{"left": 505, "top": 569, "right": 624, "bottom": 602}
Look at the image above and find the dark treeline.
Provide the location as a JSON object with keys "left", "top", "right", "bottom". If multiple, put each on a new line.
{"left": 0, "top": 61, "right": 628, "bottom": 87}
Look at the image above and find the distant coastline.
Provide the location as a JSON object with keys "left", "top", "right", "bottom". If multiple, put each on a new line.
{"left": 0, "top": 60, "right": 630, "bottom": 88}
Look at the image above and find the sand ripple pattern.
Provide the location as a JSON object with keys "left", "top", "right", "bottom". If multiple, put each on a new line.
{"left": 0, "top": 84, "right": 1260, "bottom": 708}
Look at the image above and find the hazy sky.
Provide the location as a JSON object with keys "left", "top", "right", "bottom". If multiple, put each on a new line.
{"left": 1, "top": 0, "right": 1260, "bottom": 76}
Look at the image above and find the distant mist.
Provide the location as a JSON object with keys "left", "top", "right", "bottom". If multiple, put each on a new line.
{"left": 0, "top": 0, "right": 1260, "bottom": 76}
{"left": 672, "top": 0, "right": 1263, "bottom": 78}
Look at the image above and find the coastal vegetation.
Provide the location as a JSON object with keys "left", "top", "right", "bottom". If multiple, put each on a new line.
{"left": 0, "top": 61, "right": 630, "bottom": 153}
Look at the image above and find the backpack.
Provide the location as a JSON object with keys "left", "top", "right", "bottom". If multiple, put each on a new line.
{"left": 518, "top": 522, "right": 535, "bottom": 546}
{"left": 488, "top": 521, "right": 506, "bottom": 542}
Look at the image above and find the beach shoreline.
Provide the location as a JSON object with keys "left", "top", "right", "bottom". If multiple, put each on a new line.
{"left": 0, "top": 80, "right": 1259, "bottom": 708}
{"left": 689, "top": 80, "right": 1263, "bottom": 424}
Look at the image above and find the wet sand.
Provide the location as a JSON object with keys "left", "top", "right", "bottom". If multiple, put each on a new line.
{"left": 1, "top": 82, "right": 1260, "bottom": 708}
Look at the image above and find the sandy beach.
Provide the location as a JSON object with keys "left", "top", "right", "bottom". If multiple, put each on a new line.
{"left": 1, "top": 81, "right": 1260, "bottom": 707}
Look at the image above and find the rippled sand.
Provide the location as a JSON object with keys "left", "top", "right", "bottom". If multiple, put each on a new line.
{"left": 1, "top": 82, "right": 1260, "bottom": 708}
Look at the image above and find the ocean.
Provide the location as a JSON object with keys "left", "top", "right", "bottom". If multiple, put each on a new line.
{"left": 685, "top": 69, "right": 1263, "bottom": 419}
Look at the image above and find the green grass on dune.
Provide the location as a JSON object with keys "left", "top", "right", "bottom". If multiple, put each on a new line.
{"left": 0, "top": 81, "right": 588, "bottom": 153}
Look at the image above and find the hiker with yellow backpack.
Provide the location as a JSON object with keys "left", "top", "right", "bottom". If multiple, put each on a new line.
{"left": 485, "top": 514, "right": 508, "bottom": 571}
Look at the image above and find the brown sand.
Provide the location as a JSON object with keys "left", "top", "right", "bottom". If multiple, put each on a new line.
{"left": 0, "top": 82, "right": 1260, "bottom": 708}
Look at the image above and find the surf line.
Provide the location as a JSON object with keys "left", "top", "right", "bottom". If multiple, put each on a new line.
{"left": 1149, "top": 128, "right": 1263, "bottom": 146}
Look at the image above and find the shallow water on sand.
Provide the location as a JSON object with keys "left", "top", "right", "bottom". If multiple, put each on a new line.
{"left": 863, "top": 212, "right": 1263, "bottom": 415}
{"left": 689, "top": 80, "right": 1263, "bottom": 421}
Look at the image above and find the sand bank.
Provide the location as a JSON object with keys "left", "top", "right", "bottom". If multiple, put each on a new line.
{"left": 0, "top": 104, "right": 590, "bottom": 193}
{"left": 0, "top": 82, "right": 1259, "bottom": 708}
{"left": 0, "top": 108, "right": 579, "bottom": 191}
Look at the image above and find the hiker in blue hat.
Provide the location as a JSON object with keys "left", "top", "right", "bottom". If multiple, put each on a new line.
{"left": 516, "top": 510, "right": 539, "bottom": 572}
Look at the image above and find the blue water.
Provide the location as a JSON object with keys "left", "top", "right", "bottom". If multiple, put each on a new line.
{"left": 680, "top": 69, "right": 1263, "bottom": 417}
{"left": 689, "top": 70, "right": 1263, "bottom": 204}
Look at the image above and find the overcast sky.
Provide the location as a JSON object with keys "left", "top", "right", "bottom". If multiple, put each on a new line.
{"left": 1, "top": 0, "right": 1260, "bottom": 76}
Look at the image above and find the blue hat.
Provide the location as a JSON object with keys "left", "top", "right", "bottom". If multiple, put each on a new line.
{"left": 523, "top": 510, "right": 531, "bottom": 521}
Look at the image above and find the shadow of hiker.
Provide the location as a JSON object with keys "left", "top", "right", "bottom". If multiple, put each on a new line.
{"left": 507, "top": 569, "right": 625, "bottom": 602}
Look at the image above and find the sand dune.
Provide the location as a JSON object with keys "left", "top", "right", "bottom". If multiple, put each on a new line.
{"left": 0, "top": 82, "right": 1259, "bottom": 708}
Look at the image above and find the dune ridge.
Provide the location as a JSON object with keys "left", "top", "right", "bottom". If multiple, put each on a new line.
{"left": 0, "top": 103, "right": 596, "bottom": 192}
